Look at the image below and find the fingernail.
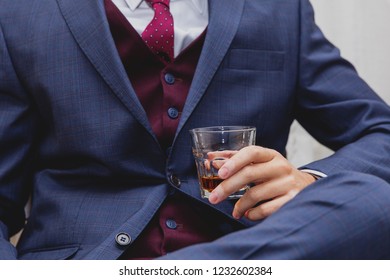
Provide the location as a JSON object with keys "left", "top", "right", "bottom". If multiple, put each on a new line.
{"left": 232, "top": 211, "right": 242, "bottom": 220}
{"left": 209, "top": 186, "right": 222, "bottom": 204}
{"left": 218, "top": 167, "right": 229, "bottom": 179}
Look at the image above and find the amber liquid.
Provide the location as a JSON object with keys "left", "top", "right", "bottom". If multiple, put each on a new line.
{"left": 200, "top": 176, "right": 223, "bottom": 192}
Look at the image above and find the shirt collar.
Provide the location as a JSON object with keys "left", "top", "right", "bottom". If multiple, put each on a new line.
{"left": 124, "top": 0, "right": 143, "bottom": 11}
{"left": 124, "top": 0, "right": 206, "bottom": 13}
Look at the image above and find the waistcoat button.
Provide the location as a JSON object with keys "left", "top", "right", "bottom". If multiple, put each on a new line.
{"left": 164, "top": 73, "right": 175, "bottom": 85}
{"left": 165, "top": 219, "right": 178, "bottom": 229}
{"left": 167, "top": 107, "right": 179, "bottom": 119}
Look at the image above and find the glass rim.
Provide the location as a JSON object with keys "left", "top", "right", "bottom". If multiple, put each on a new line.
{"left": 189, "top": 125, "right": 256, "bottom": 133}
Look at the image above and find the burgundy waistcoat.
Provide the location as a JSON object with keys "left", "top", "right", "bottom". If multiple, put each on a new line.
{"left": 104, "top": 0, "right": 235, "bottom": 259}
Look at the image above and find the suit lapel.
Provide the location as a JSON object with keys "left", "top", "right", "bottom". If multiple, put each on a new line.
{"left": 56, "top": 0, "right": 154, "bottom": 136}
{"left": 56, "top": 0, "right": 245, "bottom": 145}
{"left": 176, "top": 0, "right": 245, "bottom": 135}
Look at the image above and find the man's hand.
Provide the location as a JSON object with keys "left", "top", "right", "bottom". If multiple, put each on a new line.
{"left": 208, "top": 145, "right": 316, "bottom": 221}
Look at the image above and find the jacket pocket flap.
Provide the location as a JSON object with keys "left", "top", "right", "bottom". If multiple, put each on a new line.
{"left": 227, "top": 49, "right": 285, "bottom": 71}
{"left": 19, "top": 245, "right": 79, "bottom": 260}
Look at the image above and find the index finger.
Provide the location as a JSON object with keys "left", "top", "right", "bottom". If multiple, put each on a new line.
{"left": 217, "top": 145, "right": 276, "bottom": 179}
{"left": 207, "top": 150, "right": 238, "bottom": 160}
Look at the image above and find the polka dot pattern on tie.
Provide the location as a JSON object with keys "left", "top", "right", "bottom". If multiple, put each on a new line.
{"left": 142, "top": 0, "right": 174, "bottom": 62}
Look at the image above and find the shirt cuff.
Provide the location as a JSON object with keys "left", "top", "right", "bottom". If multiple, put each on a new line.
{"left": 300, "top": 169, "right": 327, "bottom": 180}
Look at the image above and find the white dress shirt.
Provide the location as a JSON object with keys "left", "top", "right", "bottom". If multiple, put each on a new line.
{"left": 111, "top": 0, "right": 208, "bottom": 58}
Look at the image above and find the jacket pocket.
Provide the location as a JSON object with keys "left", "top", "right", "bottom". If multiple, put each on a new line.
{"left": 18, "top": 245, "right": 80, "bottom": 260}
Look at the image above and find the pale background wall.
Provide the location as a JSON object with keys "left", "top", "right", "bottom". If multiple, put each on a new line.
{"left": 287, "top": 0, "right": 390, "bottom": 167}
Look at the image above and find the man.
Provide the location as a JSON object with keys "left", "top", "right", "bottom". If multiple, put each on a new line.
{"left": 1, "top": 0, "right": 390, "bottom": 259}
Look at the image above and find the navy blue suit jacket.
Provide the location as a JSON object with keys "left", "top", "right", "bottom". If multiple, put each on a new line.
{"left": 1, "top": 0, "right": 390, "bottom": 259}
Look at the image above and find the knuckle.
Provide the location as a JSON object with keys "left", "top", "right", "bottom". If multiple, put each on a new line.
{"left": 245, "top": 187, "right": 258, "bottom": 200}
{"left": 285, "top": 174, "right": 298, "bottom": 187}
{"left": 249, "top": 146, "right": 262, "bottom": 158}
{"left": 253, "top": 204, "right": 271, "bottom": 219}
{"left": 267, "top": 148, "right": 280, "bottom": 158}
{"left": 259, "top": 205, "right": 272, "bottom": 217}
{"left": 241, "top": 165, "right": 255, "bottom": 182}
{"left": 277, "top": 160, "right": 293, "bottom": 174}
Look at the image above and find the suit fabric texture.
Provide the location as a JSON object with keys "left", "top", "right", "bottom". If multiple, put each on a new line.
{"left": 1, "top": 0, "right": 390, "bottom": 259}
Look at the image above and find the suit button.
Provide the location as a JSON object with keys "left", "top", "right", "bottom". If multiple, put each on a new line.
{"left": 166, "top": 219, "right": 177, "bottom": 229}
{"left": 167, "top": 107, "right": 179, "bottom": 119}
{"left": 115, "top": 232, "right": 132, "bottom": 246}
{"left": 164, "top": 73, "right": 175, "bottom": 85}
{"left": 169, "top": 174, "right": 181, "bottom": 188}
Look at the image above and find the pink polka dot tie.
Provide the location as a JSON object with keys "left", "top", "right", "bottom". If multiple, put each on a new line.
{"left": 142, "top": 0, "right": 174, "bottom": 62}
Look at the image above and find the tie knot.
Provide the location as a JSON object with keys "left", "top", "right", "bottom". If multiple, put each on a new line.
{"left": 147, "top": 0, "right": 170, "bottom": 8}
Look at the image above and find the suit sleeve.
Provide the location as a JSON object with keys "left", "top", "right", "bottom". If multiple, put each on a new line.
{"left": 294, "top": 0, "right": 390, "bottom": 180}
{"left": 0, "top": 21, "right": 38, "bottom": 259}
